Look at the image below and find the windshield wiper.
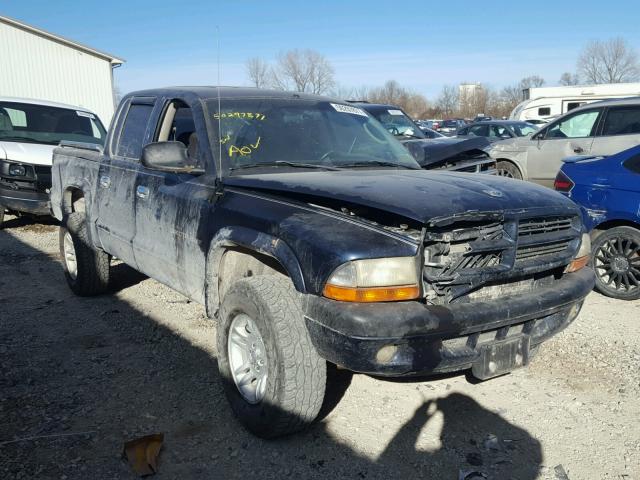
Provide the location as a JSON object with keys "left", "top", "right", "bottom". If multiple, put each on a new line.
{"left": 400, "top": 133, "right": 424, "bottom": 140}
{"left": 0, "top": 136, "right": 45, "bottom": 144}
{"left": 230, "top": 161, "right": 341, "bottom": 172}
{"left": 339, "top": 160, "right": 419, "bottom": 170}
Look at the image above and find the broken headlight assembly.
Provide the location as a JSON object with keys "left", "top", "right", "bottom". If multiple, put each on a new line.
{"left": 323, "top": 257, "right": 420, "bottom": 302}
{"left": 565, "top": 233, "right": 591, "bottom": 273}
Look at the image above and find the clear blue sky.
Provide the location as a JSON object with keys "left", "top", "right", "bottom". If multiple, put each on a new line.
{"left": 3, "top": 0, "right": 640, "bottom": 99}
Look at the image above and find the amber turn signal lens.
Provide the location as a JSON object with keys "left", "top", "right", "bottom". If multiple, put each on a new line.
{"left": 323, "top": 284, "right": 420, "bottom": 302}
{"left": 565, "top": 255, "right": 589, "bottom": 273}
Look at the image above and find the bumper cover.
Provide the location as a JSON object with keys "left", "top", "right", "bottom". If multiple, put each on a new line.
{"left": 0, "top": 161, "right": 51, "bottom": 215}
{"left": 303, "top": 268, "right": 594, "bottom": 376}
{"left": 0, "top": 185, "right": 50, "bottom": 215}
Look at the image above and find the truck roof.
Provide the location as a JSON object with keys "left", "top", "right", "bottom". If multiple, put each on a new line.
{"left": 0, "top": 96, "right": 99, "bottom": 114}
{"left": 125, "top": 86, "right": 342, "bottom": 102}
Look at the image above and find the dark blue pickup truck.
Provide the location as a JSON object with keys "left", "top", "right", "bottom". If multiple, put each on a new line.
{"left": 51, "top": 87, "right": 594, "bottom": 437}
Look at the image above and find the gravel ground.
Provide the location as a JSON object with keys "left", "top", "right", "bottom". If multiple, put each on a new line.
{"left": 0, "top": 215, "right": 638, "bottom": 480}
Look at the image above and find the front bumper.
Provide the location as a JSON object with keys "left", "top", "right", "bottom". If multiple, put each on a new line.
{"left": 303, "top": 268, "right": 594, "bottom": 376}
{"left": 0, "top": 160, "right": 51, "bottom": 215}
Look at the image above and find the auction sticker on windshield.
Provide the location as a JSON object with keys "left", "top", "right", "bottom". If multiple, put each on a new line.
{"left": 330, "top": 103, "right": 368, "bottom": 117}
{"left": 388, "top": 109, "right": 404, "bottom": 115}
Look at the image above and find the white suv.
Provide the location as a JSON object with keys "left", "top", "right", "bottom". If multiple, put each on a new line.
{"left": 489, "top": 98, "right": 640, "bottom": 187}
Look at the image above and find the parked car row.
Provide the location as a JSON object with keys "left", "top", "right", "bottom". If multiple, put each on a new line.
{"left": 350, "top": 102, "right": 495, "bottom": 173}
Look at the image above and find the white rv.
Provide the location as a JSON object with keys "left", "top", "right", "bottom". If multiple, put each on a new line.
{"left": 510, "top": 83, "right": 640, "bottom": 123}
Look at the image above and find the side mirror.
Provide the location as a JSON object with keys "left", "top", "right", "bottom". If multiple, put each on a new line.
{"left": 141, "top": 141, "right": 195, "bottom": 172}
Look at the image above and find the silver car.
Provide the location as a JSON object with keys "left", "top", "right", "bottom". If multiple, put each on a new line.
{"left": 489, "top": 98, "right": 640, "bottom": 187}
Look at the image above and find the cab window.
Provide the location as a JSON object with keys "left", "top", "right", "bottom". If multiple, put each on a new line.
{"left": 545, "top": 110, "right": 601, "bottom": 139}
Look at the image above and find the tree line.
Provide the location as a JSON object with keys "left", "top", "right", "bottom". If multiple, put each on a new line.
{"left": 246, "top": 37, "right": 640, "bottom": 119}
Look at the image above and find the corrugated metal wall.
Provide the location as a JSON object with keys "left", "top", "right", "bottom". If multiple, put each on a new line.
{"left": 0, "top": 21, "right": 116, "bottom": 125}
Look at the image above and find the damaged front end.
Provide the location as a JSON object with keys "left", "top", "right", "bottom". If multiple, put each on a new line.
{"left": 402, "top": 136, "right": 496, "bottom": 174}
{"left": 303, "top": 205, "right": 594, "bottom": 378}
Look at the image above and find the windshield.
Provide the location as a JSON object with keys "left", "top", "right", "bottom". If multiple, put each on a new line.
{"left": 369, "top": 109, "right": 426, "bottom": 139}
{"left": 511, "top": 123, "right": 538, "bottom": 136}
{"left": 0, "top": 102, "right": 106, "bottom": 146}
{"left": 207, "top": 98, "right": 420, "bottom": 172}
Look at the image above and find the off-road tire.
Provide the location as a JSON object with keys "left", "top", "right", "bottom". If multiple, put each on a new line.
{"left": 591, "top": 226, "right": 640, "bottom": 301}
{"left": 496, "top": 161, "right": 522, "bottom": 180}
{"left": 59, "top": 212, "right": 110, "bottom": 296}
{"left": 217, "top": 275, "right": 327, "bottom": 438}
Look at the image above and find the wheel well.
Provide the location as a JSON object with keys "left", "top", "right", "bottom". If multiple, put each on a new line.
{"left": 212, "top": 247, "right": 289, "bottom": 315}
{"left": 593, "top": 219, "right": 640, "bottom": 233}
{"left": 63, "top": 188, "right": 86, "bottom": 214}
{"left": 495, "top": 158, "right": 522, "bottom": 175}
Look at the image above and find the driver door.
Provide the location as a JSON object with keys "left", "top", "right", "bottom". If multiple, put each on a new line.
{"left": 527, "top": 108, "right": 603, "bottom": 187}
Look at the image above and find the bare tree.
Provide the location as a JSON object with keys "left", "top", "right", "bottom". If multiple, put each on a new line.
{"left": 559, "top": 72, "right": 580, "bottom": 86}
{"left": 271, "top": 49, "right": 335, "bottom": 94}
{"left": 246, "top": 57, "right": 270, "bottom": 88}
{"left": 365, "top": 80, "right": 429, "bottom": 118}
{"left": 435, "top": 85, "right": 459, "bottom": 117}
{"left": 519, "top": 75, "right": 545, "bottom": 89}
{"left": 578, "top": 38, "right": 640, "bottom": 84}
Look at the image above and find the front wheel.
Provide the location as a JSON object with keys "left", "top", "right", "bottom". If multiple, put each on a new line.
{"left": 217, "top": 275, "right": 327, "bottom": 438}
{"left": 59, "top": 212, "right": 111, "bottom": 296}
{"left": 496, "top": 161, "right": 522, "bottom": 179}
{"left": 591, "top": 226, "right": 640, "bottom": 300}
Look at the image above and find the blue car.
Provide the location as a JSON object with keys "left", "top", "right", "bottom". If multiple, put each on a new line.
{"left": 555, "top": 145, "right": 640, "bottom": 300}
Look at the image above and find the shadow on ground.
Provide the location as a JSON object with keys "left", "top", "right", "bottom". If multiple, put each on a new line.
{"left": 0, "top": 218, "right": 542, "bottom": 479}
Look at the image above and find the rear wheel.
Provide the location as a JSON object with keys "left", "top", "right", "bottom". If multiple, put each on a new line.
{"left": 59, "top": 212, "right": 111, "bottom": 296}
{"left": 217, "top": 275, "right": 326, "bottom": 438}
{"left": 591, "top": 226, "right": 640, "bottom": 300}
{"left": 496, "top": 161, "right": 522, "bottom": 179}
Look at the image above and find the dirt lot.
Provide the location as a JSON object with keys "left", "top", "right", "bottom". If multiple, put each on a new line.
{"left": 1, "top": 215, "right": 638, "bottom": 480}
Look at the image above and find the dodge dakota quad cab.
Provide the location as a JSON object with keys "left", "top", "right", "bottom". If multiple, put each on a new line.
{"left": 0, "top": 97, "right": 106, "bottom": 226}
{"left": 51, "top": 87, "right": 594, "bottom": 438}
{"left": 352, "top": 102, "right": 496, "bottom": 174}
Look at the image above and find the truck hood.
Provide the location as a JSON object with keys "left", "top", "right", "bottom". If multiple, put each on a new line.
{"left": 401, "top": 136, "right": 491, "bottom": 168}
{"left": 0, "top": 141, "right": 56, "bottom": 166}
{"left": 224, "top": 170, "right": 577, "bottom": 224}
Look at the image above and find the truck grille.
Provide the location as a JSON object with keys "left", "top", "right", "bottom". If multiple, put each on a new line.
{"left": 423, "top": 213, "right": 580, "bottom": 304}
{"left": 515, "top": 216, "right": 575, "bottom": 265}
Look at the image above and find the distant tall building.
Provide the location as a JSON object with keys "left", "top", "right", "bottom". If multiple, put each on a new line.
{"left": 458, "top": 83, "right": 486, "bottom": 116}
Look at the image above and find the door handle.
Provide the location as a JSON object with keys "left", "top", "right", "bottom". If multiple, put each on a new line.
{"left": 99, "top": 175, "right": 111, "bottom": 188}
{"left": 573, "top": 146, "right": 584, "bottom": 154}
{"left": 136, "top": 185, "right": 150, "bottom": 199}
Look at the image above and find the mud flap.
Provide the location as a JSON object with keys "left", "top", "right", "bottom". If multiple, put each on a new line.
{"left": 471, "top": 335, "right": 530, "bottom": 380}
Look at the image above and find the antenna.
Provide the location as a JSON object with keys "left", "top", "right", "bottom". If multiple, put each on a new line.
{"left": 216, "top": 25, "right": 223, "bottom": 183}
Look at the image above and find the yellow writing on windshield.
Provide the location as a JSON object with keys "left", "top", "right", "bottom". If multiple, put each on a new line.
{"left": 229, "top": 137, "right": 261, "bottom": 157}
{"left": 214, "top": 112, "right": 266, "bottom": 120}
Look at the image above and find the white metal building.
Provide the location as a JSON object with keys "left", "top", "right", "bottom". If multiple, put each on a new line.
{"left": 0, "top": 15, "right": 123, "bottom": 124}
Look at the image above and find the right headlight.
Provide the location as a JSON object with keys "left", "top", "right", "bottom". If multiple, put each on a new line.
{"left": 565, "top": 233, "right": 591, "bottom": 273}
{"left": 323, "top": 257, "right": 420, "bottom": 302}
